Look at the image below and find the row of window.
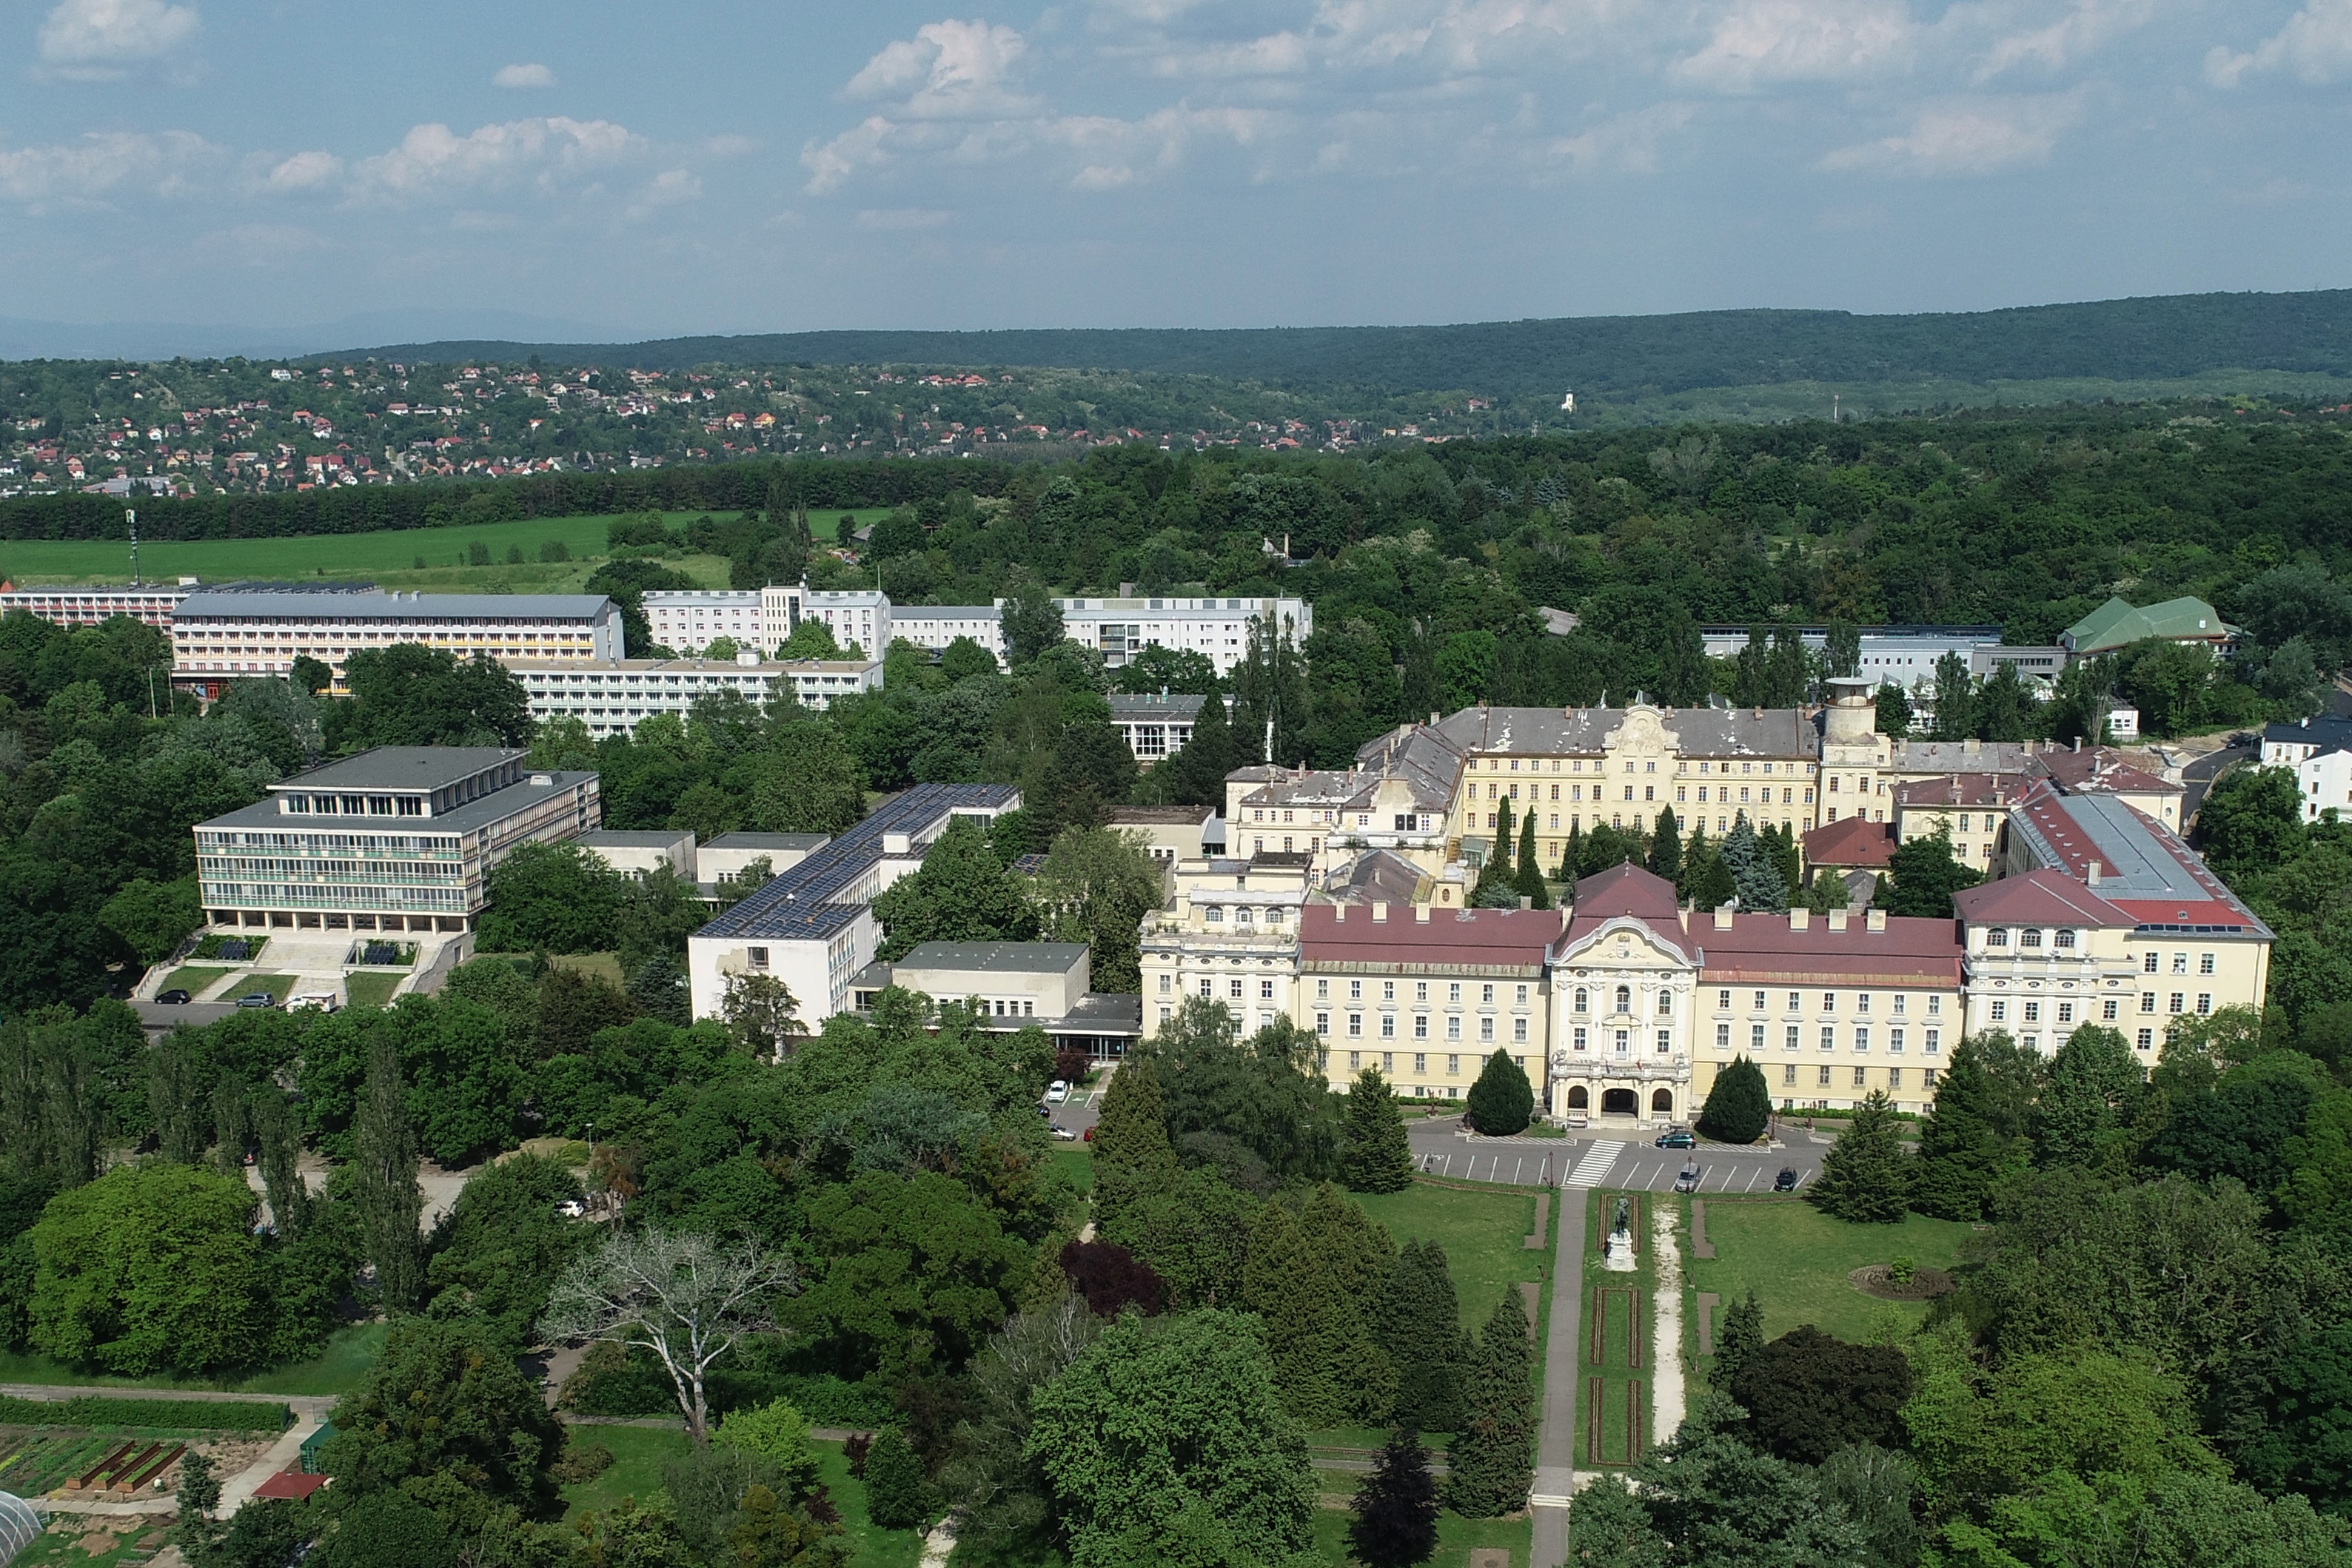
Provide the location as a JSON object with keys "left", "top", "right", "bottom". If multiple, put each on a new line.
{"left": 1986, "top": 994, "right": 2213, "bottom": 1021}
{"left": 1319, "top": 1013, "right": 1530, "bottom": 1043}
{"left": 1760, "top": 1063, "right": 1936, "bottom": 1088}
{"left": 1159, "top": 976, "right": 1282, "bottom": 1000}
{"left": 1708, "top": 988, "right": 1944, "bottom": 1016}
{"left": 1200, "top": 905, "right": 1289, "bottom": 924}
{"left": 280, "top": 793, "right": 426, "bottom": 817}
{"left": 1710, "top": 1023, "right": 1944, "bottom": 1053}
{"left": 1470, "top": 759, "right": 1811, "bottom": 777}
{"left": 1343, "top": 1051, "right": 1530, "bottom": 1078}
{"left": 1317, "top": 979, "right": 1531, "bottom": 1005}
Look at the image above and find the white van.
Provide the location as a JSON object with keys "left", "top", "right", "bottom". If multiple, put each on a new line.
{"left": 287, "top": 991, "right": 341, "bottom": 1013}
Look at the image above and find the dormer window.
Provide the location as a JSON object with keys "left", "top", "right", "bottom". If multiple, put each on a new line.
{"left": 1989, "top": 928, "right": 2009, "bottom": 947}
{"left": 2021, "top": 929, "right": 2043, "bottom": 948}
{"left": 2055, "top": 929, "right": 2076, "bottom": 949}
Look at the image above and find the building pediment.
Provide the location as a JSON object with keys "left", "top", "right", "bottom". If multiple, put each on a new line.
{"left": 1555, "top": 914, "right": 1695, "bottom": 970}
{"left": 1604, "top": 706, "right": 1679, "bottom": 757}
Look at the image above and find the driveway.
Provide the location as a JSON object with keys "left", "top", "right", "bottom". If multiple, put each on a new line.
{"left": 2179, "top": 735, "right": 2252, "bottom": 822}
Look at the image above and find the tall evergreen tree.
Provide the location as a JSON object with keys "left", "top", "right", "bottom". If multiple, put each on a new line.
{"left": 1874, "top": 826, "right": 1983, "bottom": 919}
{"left": 1472, "top": 798, "right": 1518, "bottom": 907}
{"left": 2032, "top": 1025, "right": 2143, "bottom": 1171}
{"left": 1646, "top": 808, "right": 1682, "bottom": 881}
{"left": 1825, "top": 617, "right": 1862, "bottom": 680}
{"left": 1349, "top": 1429, "right": 1441, "bottom": 1568}
{"left": 1339, "top": 1068, "right": 1415, "bottom": 1194}
{"left": 1696, "top": 1057, "right": 1771, "bottom": 1145}
{"left": 1719, "top": 815, "right": 1787, "bottom": 914}
{"left": 1929, "top": 652, "right": 1976, "bottom": 741}
{"left": 1763, "top": 824, "right": 1800, "bottom": 902}
{"left": 1557, "top": 821, "right": 1585, "bottom": 883}
{"left": 1514, "top": 813, "right": 1549, "bottom": 909}
{"left": 1381, "top": 1240, "right": 1465, "bottom": 1433}
{"left": 1695, "top": 849, "right": 1736, "bottom": 911}
{"left": 1711, "top": 1289, "right": 1764, "bottom": 1396}
{"left": 1874, "top": 682, "right": 1913, "bottom": 737}
{"left": 1764, "top": 623, "right": 1809, "bottom": 706}
{"left": 1447, "top": 1293, "right": 1535, "bottom": 1517}
{"left": 1465, "top": 1051, "right": 1534, "bottom": 1136}
{"left": 1976, "top": 660, "right": 2028, "bottom": 742}
{"left": 1090, "top": 1055, "right": 1175, "bottom": 1234}
{"left": 1243, "top": 1188, "right": 1396, "bottom": 1427}
{"left": 1806, "top": 1091, "right": 1912, "bottom": 1224}
{"left": 1675, "top": 822, "right": 1713, "bottom": 905}
{"left": 1909, "top": 1032, "right": 2038, "bottom": 1220}
{"left": 1658, "top": 613, "right": 1712, "bottom": 708}
{"left": 1230, "top": 614, "right": 1310, "bottom": 764}
{"left": 1733, "top": 628, "right": 1769, "bottom": 708}
{"left": 353, "top": 1032, "right": 425, "bottom": 1311}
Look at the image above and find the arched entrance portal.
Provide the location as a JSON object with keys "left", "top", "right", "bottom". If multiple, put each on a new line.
{"left": 1567, "top": 1085, "right": 1589, "bottom": 1109}
{"left": 1652, "top": 1088, "right": 1675, "bottom": 1114}
{"left": 1601, "top": 1088, "right": 1638, "bottom": 1117}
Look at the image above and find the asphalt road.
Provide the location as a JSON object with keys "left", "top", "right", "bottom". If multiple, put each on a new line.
{"left": 2180, "top": 734, "right": 2253, "bottom": 822}
{"left": 1045, "top": 1084, "right": 1834, "bottom": 1192}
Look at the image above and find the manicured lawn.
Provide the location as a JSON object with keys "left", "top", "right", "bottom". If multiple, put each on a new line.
{"left": 0, "top": 1323, "right": 382, "bottom": 1397}
{"left": 1686, "top": 1197, "right": 1977, "bottom": 1347}
{"left": 1309, "top": 1506, "right": 1532, "bottom": 1566}
{"left": 550, "top": 951, "right": 626, "bottom": 988}
{"left": 0, "top": 508, "right": 904, "bottom": 588}
{"left": 1356, "top": 1181, "right": 1545, "bottom": 1333}
{"left": 230, "top": 973, "right": 298, "bottom": 1004}
{"left": 1050, "top": 1145, "right": 1093, "bottom": 1196}
{"left": 814, "top": 1436, "right": 925, "bottom": 1568}
{"left": 159, "top": 965, "right": 234, "bottom": 999}
{"left": 557, "top": 1422, "right": 690, "bottom": 1519}
{"left": 1574, "top": 1190, "right": 1656, "bottom": 1472}
{"left": 343, "top": 971, "right": 403, "bottom": 1010}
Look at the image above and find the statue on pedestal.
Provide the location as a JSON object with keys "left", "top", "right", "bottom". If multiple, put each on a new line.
{"left": 1603, "top": 1193, "right": 1636, "bottom": 1272}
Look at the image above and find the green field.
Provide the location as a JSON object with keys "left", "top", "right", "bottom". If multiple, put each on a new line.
{"left": 1357, "top": 1180, "right": 1546, "bottom": 1335}
{"left": 0, "top": 1322, "right": 382, "bottom": 1397}
{"left": 0, "top": 507, "right": 905, "bottom": 589}
{"left": 558, "top": 1427, "right": 923, "bottom": 1567}
{"left": 158, "top": 965, "right": 233, "bottom": 999}
{"left": 1686, "top": 1198, "right": 1974, "bottom": 1349}
{"left": 343, "top": 971, "right": 403, "bottom": 1010}
{"left": 1309, "top": 1504, "right": 1531, "bottom": 1566}
{"left": 1051, "top": 1145, "right": 1093, "bottom": 1196}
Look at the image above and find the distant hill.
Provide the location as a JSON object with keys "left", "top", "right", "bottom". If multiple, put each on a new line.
{"left": 335, "top": 289, "right": 2352, "bottom": 401}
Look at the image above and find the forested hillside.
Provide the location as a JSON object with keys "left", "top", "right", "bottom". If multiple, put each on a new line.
{"left": 356, "top": 288, "right": 2352, "bottom": 400}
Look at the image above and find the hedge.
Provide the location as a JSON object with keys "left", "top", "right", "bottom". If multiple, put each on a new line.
{"left": 0, "top": 1395, "right": 291, "bottom": 1432}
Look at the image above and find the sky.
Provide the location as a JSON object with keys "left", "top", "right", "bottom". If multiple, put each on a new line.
{"left": 2, "top": 0, "right": 2351, "bottom": 342}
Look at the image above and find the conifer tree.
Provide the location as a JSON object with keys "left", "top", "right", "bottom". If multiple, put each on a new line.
{"left": 1675, "top": 822, "right": 1712, "bottom": 905}
{"left": 1647, "top": 808, "right": 1683, "bottom": 881}
{"left": 1807, "top": 1090, "right": 1913, "bottom": 1224}
{"left": 1447, "top": 1293, "right": 1535, "bottom": 1517}
{"left": 1696, "top": 1056, "right": 1771, "bottom": 1145}
{"left": 1243, "top": 1195, "right": 1395, "bottom": 1427}
{"left": 1465, "top": 1050, "right": 1533, "bottom": 1136}
{"left": 1381, "top": 1240, "right": 1465, "bottom": 1432}
{"left": 862, "top": 1429, "right": 929, "bottom": 1530}
{"left": 353, "top": 1032, "right": 425, "bottom": 1312}
{"left": 1090, "top": 1055, "right": 1175, "bottom": 1233}
{"left": 1909, "top": 1033, "right": 2037, "bottom": 1221}
{"left": 1472, "top": 799, "right": 1518, "bottom": 906}
{"left": 1764, "top": 823, "right": 1801, "bottom": 902}
{"left": 1515, "top": 813, "right": 1549, "bottom": 909}
{"left": 1340, "top": 1067, "right": 1416, "bottom": 1194}
{"left": 1557, "top": 822, "right": 1585, "bottom": 883}
{"left": 1349, "top": 1429, "right": 1440, "bottom": 1568}
{"left": 1712, "top": 1288, "right": 1765, "bottom": 1396}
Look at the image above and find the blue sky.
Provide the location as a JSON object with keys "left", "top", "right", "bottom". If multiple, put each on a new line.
{"left": 4, "top": 0, "right": 2351, "bottom": 339}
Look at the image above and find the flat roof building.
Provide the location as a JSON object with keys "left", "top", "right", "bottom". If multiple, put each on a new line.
{"left": 848, "top": 940, "right": 1142, "bottom": 1058}
{"left": 192, "top": 746, "right": 598, "bottom": 934}
{"left": 1056, "top": 595, "right": 1310, "bottom": 674}
{"left": 1108, "top": 691, "right": 1208, "bottom": 767}
{"left": 0, "top": 583, "right": 191, "bottom": 629}
{"left": 511, "top": 655, "right": 882, "bottom": 734}
{"left": 170, "top": 590, "right": 624, "bottom": 699}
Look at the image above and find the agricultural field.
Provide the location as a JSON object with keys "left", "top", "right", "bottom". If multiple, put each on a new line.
{"left": 0, "top": 508, "right": 903, "bottom": 589}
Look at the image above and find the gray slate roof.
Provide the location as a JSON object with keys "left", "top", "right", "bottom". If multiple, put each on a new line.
{"left": 1427, "top": 703, "right": 1813, "bottom": 758}
{"left": 275, "top": 746, "right": 521, "bottom": 791}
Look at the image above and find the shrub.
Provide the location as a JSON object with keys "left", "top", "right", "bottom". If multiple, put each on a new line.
{"left": 0, "top": 1395, "right": 289, "bottom": 1431}
{"left": 862, "top": 1428, "right": 930, "bottom": 1530}
{"left": 1464, "top": 1051, "right": 1534, "bottom": 1136}
{"left": 550, "top": 1441, "right": 614, "bottom": 1484}
{"left": 1697, "top": 1056, "right": 1771, "bottom": 1145}
{"left": 1889, "top": 1257, "right": 1917, "bottom": 1286}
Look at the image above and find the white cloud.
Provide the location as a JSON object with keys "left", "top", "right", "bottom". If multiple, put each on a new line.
{"left": 0, "top": 129, "right": 216, "bottom": 202}
{"left": 493, "top": 61, "right": 557, "bottom": 88}
{"left": 1820, "top": 92, "right": 2083, "bottom": 175}
{"left": 846, "top": 19, "right": 1035, "bottom": 117}
{"left": 1672, "top": 0, "right": 1916, "bottom": 90}
{"left": 803, "top": 115, "right": 897, "bottom": 195}
{"left": 1976, "top": 0, "right": 2159, "bottom": 78}
{"left": 1548, "top": 102, "right": 1697, "bottom": 174}
{"left": 37, "top": 0, "right": 200, "bottom": 77}
{"left": 855, "top": 207, "right": 951, "bottom": 229}
{"left": 2206, "top": 0, "right": 2352, "bottom": 87}
{"left": 354, "top": 118, "right": 642, "bottom": 200}
{"left": 266, "top": 150, "right": 342, "bottom": 190}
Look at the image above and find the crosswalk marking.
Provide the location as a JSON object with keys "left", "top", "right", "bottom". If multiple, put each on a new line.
{"left": 1566, "top": 1140, "right": 1624, "bottom": 1187}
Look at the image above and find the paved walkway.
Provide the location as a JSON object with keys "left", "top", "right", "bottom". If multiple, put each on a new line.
{"left": 1528, "top": 1185, "right": 1587, "bottom": 1568}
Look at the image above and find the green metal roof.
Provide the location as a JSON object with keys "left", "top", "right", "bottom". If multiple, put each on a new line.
{"left": 2064, "top": 595, "right": 2228, "bottom": 654}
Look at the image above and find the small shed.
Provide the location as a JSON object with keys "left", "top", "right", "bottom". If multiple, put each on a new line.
{"left": 299, "top": 1421, "right": 337, "bottom": 1474}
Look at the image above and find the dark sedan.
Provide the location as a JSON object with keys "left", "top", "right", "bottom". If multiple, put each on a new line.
{"left": 1774, "top": 1167, "right": 1800, "bottom": 1192}
{"left": 1655, "top": 1129, "right": 1695, "bottom": 1149}
{"left": 155, "top": 988, "right": 192, "bottom": 1005}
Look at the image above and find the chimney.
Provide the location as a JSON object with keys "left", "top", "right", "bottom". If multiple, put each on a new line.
{"left": 1519, "top": 896, "right": 1532, "bottom": 911}
{"left": 1866, "top": 908, "right": 1886, "bottom": 932}
{"left": 1789, "top": 907, "right": 1810, "bottom": 931}
{"left": 2074, "top": 735, "right": 2082, "bottom": 752}
{"left": 1415, "top": 904, "right": 1431, "bottom": 923}
{"left": 1714, "top": 902, "right": 1735, "bottom": 930}
{"left": 1828, "top": 908, "right": 1849, "bottom": 932}
{"left": 1430, "top": 711, "right": 1440, "bottom": 726}
{"left": 1964, "top": 737, "right": 1980, "bottom": 755}
{"left": 2087, "top": 860, "right": 2102, "bottom": 887}
{"left": 1333, "top": 904, "right": 1346, "bottom": 922}
{"left": 1372, "top": 902, "right": 1389, "bottom": 922}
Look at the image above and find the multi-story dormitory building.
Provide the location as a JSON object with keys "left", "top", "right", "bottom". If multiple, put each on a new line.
{"left": 169, "top": 590, "right": 626, "bottom": 699}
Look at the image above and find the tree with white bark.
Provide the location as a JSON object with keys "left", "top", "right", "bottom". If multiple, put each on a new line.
{"left": 540, "top": 1227, "right": 799, "bottom": 1443}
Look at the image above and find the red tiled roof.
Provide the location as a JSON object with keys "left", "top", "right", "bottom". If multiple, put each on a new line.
{"left": 2034, "top": 748, "right": 2182, "bottom": 797}
{"left": 1696, "top": 911, "right": 1962, "bottom": 988}
{"left": 255, "top": 1470, "right": 330, "bottom": 1500}
{"left": 1951, "top": 868, "right": 2134, "bottom": 928}
{"left": 1801, "top": 814, "right": 1898, "bottom": 868}
{"left": 1571, "top": 862, "right": 1681, "bottom": 920}
{"left": 1300, "top": 903, "right": 1558, "bottom": 971}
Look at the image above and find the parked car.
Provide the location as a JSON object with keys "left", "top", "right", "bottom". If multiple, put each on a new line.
{"left": 1045, "top": 1081, "right": 1070, "bottom": 1104}
{"left": 1674, "top": 1164, "right": 1703, "bottom": 1193}
{"left": 287, "top": 991, "right": 339, "bottom": 1013}
{"left": 554, "top": 1199, "right": 587, "bottom": 1219}
{"left": 1655, "top": 1129, "right": 1695, "bottom": 1149}
{"left": 1051, "top": 1126, "right": 1078, "bottom": 1141}
{"left": 1774, "top": 1167, "right": 1800, "bottom": 1192}
{"left": 155, "top": 988, "right": 192, "bottom": 1005}
{"left": 233, "top": 992, "right": 278, "bottom": 1009}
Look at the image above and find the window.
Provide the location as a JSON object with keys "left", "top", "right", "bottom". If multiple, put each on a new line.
{"left": 1572, "top": 1027, "right": 1588, "bottom": 1051}
{"left": 1383, "top": 981, "right": 1396, "bottom": 1001}
{"left": 1890, "top": 1028, "right": 1906, "bottom": 1053}
{"left": 1742, "top": 1022, "right": 1760, "bottom": 1051}
{"left": 1381, "top": 1015, "right": 1396, "bottom": 1038}
{"left": 1481, "top": 1017, "right": 1496, "bottom": 1042}
{"left": 747, "top": 946, "right": 769, "bottom": 969}
{"left": 1518, "top": 984, "right": 1531, "bottom": 1006}
{"left": 1261, "top": 979, "right": 1274, "bottom": 999}
{"left": 1199, "top": 979, "right": 1213, "bottom": 997}
{"left": 1853, "top": 1065, "right": 1868, "bottom": 1087}
{"left": 1448, "top": 1054, "right": 1460, "bottom": 1075}
{"left": 2169, "top": 993, "right": 2185, "bottom": 1013}
{"left": 1786, "top": 1025, "right": 1800, "bottom": 1051}
{"left": 2022, "top": 928, "right": 2043, "bottom": 948}
{"left": 1929, "top": 995, "right": 1941, "bottom": 1014}
{"left": 1923, "top": 1068, "right": 1939, "bottom": 1087}
{"left": 2103, "top": 999, "right": 2119, "bottom": 1021}
{"left": 2054, "top": 1002, "right": 2071, "bottom": 1024}
{"left": 1720, "top": 989, "right": 1733, "bottom": 1010}
{"left": 1818, "top": 1064, "right": 1832, "bottom": 1086}
{"left": 1350, "top": 980, "right": 1363, "bottom": 1001}
{"left": 1820, "top": 1026, "right": 1836, "bottom": 1051}
{"left": 1163, "top": 1006, "right": 1176, "bottom": 1025}
{"left": 1415, "top": 982, "right": 1428, "bottom": 1002}
{"left": 1414, "top": 1053, "right": 1427, "bottom": 1074}
{"left": 1414, "top": 1012, "right": 1430, "bottom": 1039}
{"left": 1615, "top": 985, "right": 1631, "bottom": 1013}
{"left": 1888, "top": 1068, "right": 1903, "bottom": 1088}
{"left": 1655, "top": 990, "right": 1671, "bottom": 1016}
{"left": 2023, "top": 1001, "right": 2039, "bottom": 1023}
{"left": 1823, "top": 993, "right": 1837, "bottom": 1013}
{"left": 2137, "top": 1028, "right": 2154, "bottom": 1050}
{"left": 1447, "top": 1016, "right": 1462, "bottom": 1041}
{"left": 1450, "top": 983, "right": 1462, "bottom": 1003}
{"left": 1857, "top": 993, "right": 1872, "bottom": 1014}
{"left": 1206, "top": 906, "right": 1223, "bottom": 922}
{"left": 1483, "top": 984, "right": 1497, "bottom": 1005}
{"left": 1926, "top": 1028, "right": 1940, "bottom": 1054}
{"left": 1317, "top": 979, "right": 1330, "bottom": 1000}
{"left": 1615, "top": 1029, "right": 1631, "bottom": 1055}
{"left": 1893, "top": 994, "right": 1907, "bottom": 1016}
{"left": 1655, "top": 1028, "right": 1671, "bottom": 1053}
{"left": 1382, "top": 1053, "right": 1393, "bottom": 1073}
{"left": 1991, "top": 999, "right": 2007, "bottom": 1022}
{"left": 2143, "top": 952, "right": 2159, "bottom": 974}
{"left": 1348, "top": 1014, "right": 1363, "bottom": 1036}
{"left": 1854, "top": 1028, "right": 1870, "bottom": 1053}
{"left": 1157, "top": 974, "right": 1171, "bottom": 994}
{"left": 1783, "top": 1064, "right": 1797, "bottom": 1085}
{"left": 2056, "top": 929, "right": 2076, "bottom": 949}
{"left": 1347, "top": 1051, "right": 1358, "bottom": 1070}
{"left": 1229, "top": 979, "right": 1244, "bottom": 999}
{"left": 1574, "top": 988, "right": 1589, "bottom": 1013}
{"left": 2173, "top": 953, "right": 2189, "bottom": 974}
{"left": 1989, "top": 928, "right": 2009, "bottom": 947}
{"left": 1316, "top": 1013, "right": 1330, "bottom": 1035}
{"left": 2197, "top": 994, "right": 2212, "bottom": 1014}
{"left": 2142, "top": 992, "right": 2157, "bottom": 1013}
{"left": 2200, "top": 953, "right": 2216, "bottom": 975}
{"left": 1789, "top": 992, "right": 1801, "bottom": 1012}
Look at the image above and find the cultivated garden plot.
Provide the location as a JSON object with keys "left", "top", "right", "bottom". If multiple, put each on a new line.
{"left": 1577, "top": 1190, "right": 1653, "bottom": 1470}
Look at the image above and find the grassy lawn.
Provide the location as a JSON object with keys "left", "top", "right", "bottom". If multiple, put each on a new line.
{"left": 549, "top": 951, "right": 626, "bottom": 988}
{"left": 13, "top": 1519, "right": 171, "bottom": 1567}
{"left": 1356, "top": 1181, "right": 1545, "bottom": 1333}
{"left": 1309, "top": 1507, "right": 1532, "bottom": 1566}
{"left": 557, "top": 1429, "right": 922, "bottom": 1566}
{"left": 0, "top": 508, "right": 905, "bottom": 589}
{"left": 814, "top": 1436, "right": 925, "bottom": 1568}
{"left": 0, "top": 1322, "right": 381, "bottom": 1397}
{"left": 229, "top": 972, "right": 298, "bottom": 1004}
{"left": 343, "top": 971, "right": 403, "bottom": 1010}
{"left": 1687, "top": 1197, "right": 1976, "bottom": 1347}
{"left": 1575, "top": 1190, "right": 1655, "bottom": 1472}
{"left": 159, "top": 965, "right": 235, "bottom": 999}
{"left": 1050, "top": 1145, "right": 1093, "bottom": 1196}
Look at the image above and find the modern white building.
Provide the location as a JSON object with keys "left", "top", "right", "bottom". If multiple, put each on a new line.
{"left": 192, "top": 746, "right": 599, "bottom": 934}
{"left": 169, "top": 590, "right": 626, "bottom": 699}
{"left": 1696, "top": 623, "right": 2004, "bottom": 680}
{"left": 848, "top": 941, "right": 1143, "bottom": 1058}
{"left": 891, "top": 603, "right": 1005, "bottom": 666}
{"left": 2262, "top": 715, "right": 2352, "bottom": 770}
{"left": 511, "top": 655, "right": 882, "bottom": 734}
{"left": 687, "top": 783, "right": 1021, "bottom": 1026}
{"left": 1056, "top": 594, "right": 1310, "bottom": 674}
{"left": 641, "top": 585, "right": 892, "bottom": 660}
{"left": 0, "top": 582, "right": 193, "bottom": 629}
